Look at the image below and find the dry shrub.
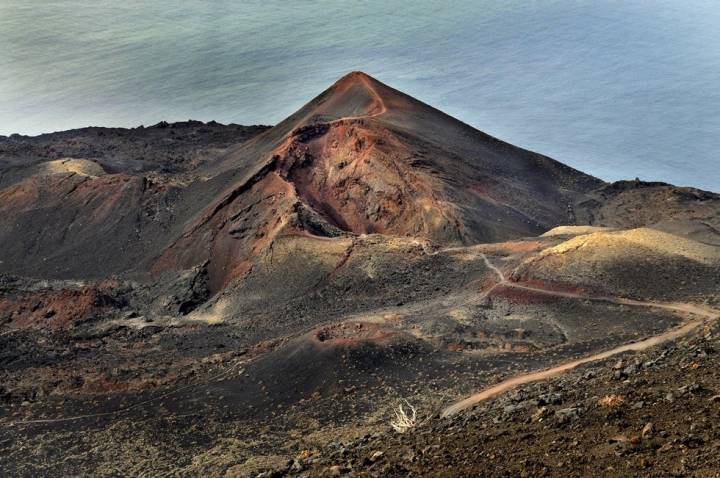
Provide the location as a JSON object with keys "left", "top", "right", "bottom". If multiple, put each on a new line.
{"left": 598, "top": 394, "right": 626, "bottom": 408}
{"left": 390, "top": 399, "right": 417, "bottom": 433}
{"left": 295, "top": 449, "right": 318, "bottom": 460}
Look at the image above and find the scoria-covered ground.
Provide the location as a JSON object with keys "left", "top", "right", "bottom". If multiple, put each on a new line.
{"left": 1, "top": 74, "right": 719, "bottom": 477}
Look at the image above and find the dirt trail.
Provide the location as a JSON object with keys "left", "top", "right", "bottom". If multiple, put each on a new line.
{"left": 332, "top": 74, "right": 388, "bottom": 123}
{"left": 441, "top": 252, "right": 720, "bottom": 417}
{"left": 6, "top": 244, "right": 715, "bottom": 427}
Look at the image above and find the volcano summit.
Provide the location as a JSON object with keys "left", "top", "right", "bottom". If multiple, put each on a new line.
{"left": 1, "top": 73, "right": 719, "bottom": 477}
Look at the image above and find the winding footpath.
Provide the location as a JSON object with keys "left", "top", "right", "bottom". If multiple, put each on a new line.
{"left": 4, "top": 244, "right": 716, "bottom": 426}
{"left": 441, "top": 252, "right": 720, "bottom": 417}
{"left": 331, "top": 74, "right": 388, "bottom": 123}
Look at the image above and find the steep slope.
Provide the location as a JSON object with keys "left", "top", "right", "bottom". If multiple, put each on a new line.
{"left": 0, "top": 122, "right": 270, "bottom": 279}
{"left": 0, "top": 171, "right": 167, "bottom": 278}
{"left": 210, "top": 72, "right": 605, "bottom": 243}
{"left": 155, "top": 72, "right": 606, "bottom": 292}
{"left": 1, "top": 72, "right": 717, "bottom": 295}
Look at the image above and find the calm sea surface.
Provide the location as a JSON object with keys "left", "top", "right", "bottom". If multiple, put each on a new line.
{"left": 1, "top": 1, "right": 719, "bottom": 190}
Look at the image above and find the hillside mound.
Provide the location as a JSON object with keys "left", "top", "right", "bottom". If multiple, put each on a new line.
{"left": 1, "top": 73, "right": 718, "bottom": 296}
{"left": 576, "top": 180, "right": 720, "bottom": 243}
{"left": 38, "top": 158, "right": 107, "bottom": 177}
{"left": 154, "top": 72, "right": 606, "bottom": 291}
{"left": 513, "top": 228, "right": 720, "bottom": 301}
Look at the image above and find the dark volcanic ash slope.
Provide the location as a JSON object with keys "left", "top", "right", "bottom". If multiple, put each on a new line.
{"left": 0, "top": 120, "right": 269, "bottom": 175}
{"left": 2, "top": 72, "right": 717, "bottom": 286}
{"left": 298, "top": 320, "right": 720, "bottom": 478}
{"left": 154, "top": 73, "right": 720, "bottom": 294}
{"left": 1, "top": 72, "right": 720, "bottom": 478}
{"left": 577, "top": 180, "right": 720, "bottom": 246}
{"left": 154, "top": 72, "right": 607, "bottom": 292}
{"left": 0, "top": 121, "right": 270, "bottom": 279}
{"left": 210, "top": 71, "right": 605, "bottom": 243}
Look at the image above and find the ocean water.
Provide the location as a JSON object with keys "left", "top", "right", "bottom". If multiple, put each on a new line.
{"left": 1, "top": 1, "right": 719, "bottom": 191}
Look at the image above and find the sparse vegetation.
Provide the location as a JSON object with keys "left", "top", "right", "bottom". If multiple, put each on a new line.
{"left": 390, "top": 399, "right": 417, "bottom": 433}
{"left": 295, "top": 449, "right": 318, "bottom": 460}
{"left": 598, "top": 393, "right": 626, "bottom": 408}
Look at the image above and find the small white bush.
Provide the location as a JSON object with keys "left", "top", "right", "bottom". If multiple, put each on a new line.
{"left": 390, "top": 399, "right": 417, "bottom": 433}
